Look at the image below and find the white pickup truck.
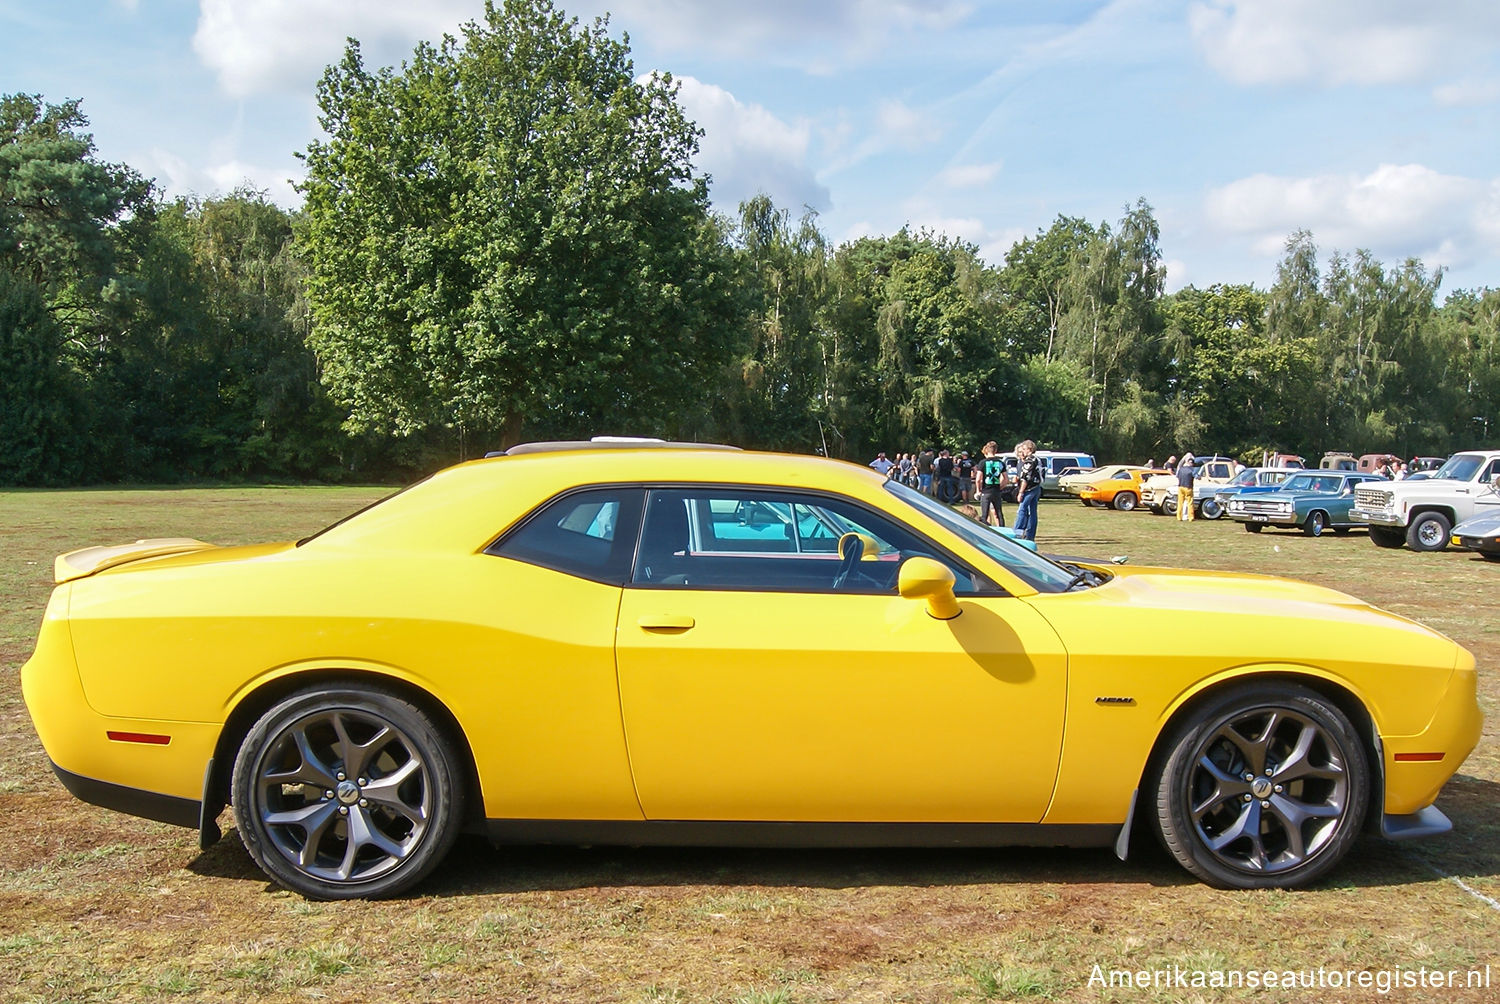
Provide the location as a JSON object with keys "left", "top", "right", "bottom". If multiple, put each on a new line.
{"left": 1349, "top": 450, "right": 1500, "bottom": 551}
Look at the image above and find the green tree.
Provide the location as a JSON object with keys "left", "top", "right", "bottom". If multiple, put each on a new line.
{"left": 0, "top": 266, "right": 81, "bottom": 483}
{"left": 298, "top": 0, "right": 741, "bottom": 453}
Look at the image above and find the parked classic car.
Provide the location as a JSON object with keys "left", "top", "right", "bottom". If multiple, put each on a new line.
{"left": 1350, "top": 451, "right": 1500, "bottom": 551}
{"left": 1212, "top": 468, "right": 1304, "bottom": 511}
{"left": 1227, "top": 471, "right": 1383, "bottom": 536}
{"left": 1060, "top": 464, "right": 1137, "bottom": 498}
{"left": 23, "top": 442, "right": 1480, "bottom": 898}
{"left": 1450, "top": 508, "right": 1500, "bottom": 560}
{"left": 1143, "top": 456, "right": 1238, "bottom": 516}
{"left": 1076, "top": 467, "right": 1169, "bottom": 511}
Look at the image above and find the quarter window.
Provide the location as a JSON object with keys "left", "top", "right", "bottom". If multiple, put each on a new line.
{"left": 487, "top": 488, "right": 644, "bottom": 584}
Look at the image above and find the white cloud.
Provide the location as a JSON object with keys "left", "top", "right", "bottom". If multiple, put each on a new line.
{"left": 1188, "top": 0, "right": 1500, "bottom": 90}
{"left": 1434, "top": 77, "right": 1500, "bottom": 107}
{"left": 602, "top": 0, "right": 972, "bottom": 63}
{"left": 936, "top": 162, "right": 1002, "bottom": 189}
{"left": 1203, "top": 164, "right": 1500, "bottom": 270}
{"left": 671, "top": 76, "right": 830, "bottom": 214}
{"left": 876, "top": 100, "right": 943, "bottom": 151}
{"left": 192, "top": 0, "right": 481, "bottom": 97}
{"left": 139, "top": 147, "right": 303, "bottom": 207}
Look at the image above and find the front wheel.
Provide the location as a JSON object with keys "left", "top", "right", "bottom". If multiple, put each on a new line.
{"left": 1200, "top": 498, "right": 1223, "bottom": 520}
{"left": 1152, "top": 684, "right": 1369, "bottom": 888}
{"left": 1303, "top": 510, "right": 1328, "bottom": 537}
{"left": 232, "top": 683, "right": 465, "bottom": 899}
{"left": 1164, "top": 495, "right": 1179, "bottom": 516}
{"left": 1113, "top": 491, "right": 1138, "bottom": 512}
{"left": 1406, "top": 512, "right": 1452, "bottom": 552}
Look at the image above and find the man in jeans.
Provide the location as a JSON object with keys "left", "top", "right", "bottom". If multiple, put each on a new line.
{"left": 977, "top": 441, "right": 1009, "bottom": 526}
{"left": 1176, "top": 452, "right": 1197, "bottom": 521}
{"left": 1013, "top": 440, "right": 1043, "bottom": 540}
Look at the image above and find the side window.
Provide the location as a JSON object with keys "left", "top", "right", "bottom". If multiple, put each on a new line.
{"left": 1483, "top": 459, "right": 1500, "bottom": 481}
{"left": 631, "top": 488, "right": 982, "bottom": 594}
{"left": 487, "top": 488, "right": 644, "bottom": 585}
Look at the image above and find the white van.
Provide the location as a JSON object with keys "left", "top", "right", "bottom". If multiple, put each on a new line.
{"left": 998, "top": 450, "right": 1097, "bottom": 496}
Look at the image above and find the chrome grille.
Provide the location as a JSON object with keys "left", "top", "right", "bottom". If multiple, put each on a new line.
{"left": 1240, "top": 499, "right": 1291, "bottom": 515}
{"left": 1354, "top": 487, "right": 1391, "bottom": 510}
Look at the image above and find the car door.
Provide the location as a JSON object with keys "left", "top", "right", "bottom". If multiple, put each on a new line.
{"left": 614, "top": 486, "right": 1068, "bottom": 824}
{"left": 1473, "top": 458, "right": 1500, "bottom": 514}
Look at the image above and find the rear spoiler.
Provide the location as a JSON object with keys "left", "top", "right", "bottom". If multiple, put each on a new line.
{"left": 55, "top": 538, "right": 215, "bottom": 584}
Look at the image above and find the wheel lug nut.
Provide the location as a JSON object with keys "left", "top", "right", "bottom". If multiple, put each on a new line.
{"left": 339, "top": 806, "right": 349, "bottom": 815}
{"left": 1274, "top": 785, "right": 1283, "bottom": 793}
{"left": 324, "top": 790, "right": 334, "bottom": 800}
{"left": 337, "top": 772, "right": 346, "bottom": 781}
{"left": 1260, "top": 800, "right": 1270, "bottom": 808}
{"left": 1243, "top": 794, "right": 1252, "bottom": 802}
{"left": 359, "top": 798, "right": 368, "bottom": 807}
{"left": 1244, "top": 774, "right": 1254, "bottom": 782}
{"left": 358, "top": 778, "right": 368, "bottom": 786}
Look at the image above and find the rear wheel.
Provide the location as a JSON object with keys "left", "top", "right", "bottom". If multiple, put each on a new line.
{"left": 1406, "top": 512, "right": 1451, "bottom": 552}
{"left": 232, "top": 683, "right": 465, "bottom": 899}
{"left": 1369, "top": 526, "right": 1405, "bottom": 548}
{"left": 1113, "top": 491, "right": 1138, "bottom": 512}
{"left": 1152, "top": 683, "right": 1369, "bottom": 888}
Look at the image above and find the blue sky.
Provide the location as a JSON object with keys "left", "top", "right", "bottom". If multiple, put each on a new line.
{"left": 4, "top": 0, "right": 1499, "bottom": 294}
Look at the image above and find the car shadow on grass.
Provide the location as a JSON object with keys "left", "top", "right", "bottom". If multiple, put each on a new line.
{"left": 186, "top": 773, "right": 1498, "bottom": 898}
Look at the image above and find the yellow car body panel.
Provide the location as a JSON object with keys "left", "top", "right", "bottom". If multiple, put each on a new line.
{"left": 20, "top": 444, "right": 1484, "bottom": 894}
{"left": 616, "top": 588, "right": 1066, "bottom": 822}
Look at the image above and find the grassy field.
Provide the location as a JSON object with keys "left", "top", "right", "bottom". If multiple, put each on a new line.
{"left": 0, "top": 487, "right": 1496, "bottom": 1003}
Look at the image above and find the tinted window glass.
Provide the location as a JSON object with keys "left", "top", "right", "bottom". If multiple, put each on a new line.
{"left": 632, "top": 488, "right": 985, "bottom": 593}
{"left": 488, "top": 488, "right": 644, "bottom": 584}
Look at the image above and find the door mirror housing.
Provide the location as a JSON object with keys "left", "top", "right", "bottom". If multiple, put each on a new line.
{"left": 898, "top": 557, "right": 961, "bottom": 620}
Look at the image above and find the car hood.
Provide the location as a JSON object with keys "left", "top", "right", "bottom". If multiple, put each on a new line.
{"left": 1453, "top": 510, "right": 1500, "bottom": 534}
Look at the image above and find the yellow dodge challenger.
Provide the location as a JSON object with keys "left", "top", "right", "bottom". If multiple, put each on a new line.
{"left": 23, "top": 442, "right": 1482, "bottom": 899}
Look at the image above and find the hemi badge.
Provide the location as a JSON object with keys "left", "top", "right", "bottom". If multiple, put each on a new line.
{"left": 107, "top": 731, "right": 171, "bottom": 745}
{"left": 1095, "top": 697, "right": 1135, "bottom": 705}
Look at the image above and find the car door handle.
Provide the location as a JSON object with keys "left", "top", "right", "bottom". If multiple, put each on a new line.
{"left": 636, "top": 615, "right": 695, "bottom": 630}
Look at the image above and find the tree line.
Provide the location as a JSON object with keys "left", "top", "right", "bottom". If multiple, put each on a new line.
{"left": 3, "top": 0, "right": 1497, "bottom": 487}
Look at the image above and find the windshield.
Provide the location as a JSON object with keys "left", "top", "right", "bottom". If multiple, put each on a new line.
{"left": 1432, "top": 453, "right": 1486, "bottom": 482}
{"left": 1281, "top": 474, "right": 1343, "bottom": 493}
{"left": 1229, "top": 469, "right": 1258, "bottom": 487}
{"left": 883, "top": 480, "right": 1079, "bottom": 593}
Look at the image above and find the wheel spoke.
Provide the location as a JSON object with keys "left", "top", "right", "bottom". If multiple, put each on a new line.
{"left": 1206, "top": 801, "right": 1268, "bottom": 869}
{"left": 333, "top": 712, "right": 394, "bottom": 781}
{"left": 1271, "top": 724, "right": 1343, "bottom": 783}
{"left": 362, "top": 758, "right": 427, "bottom": 823}
{"left": 264, "top": 727, "right": 338, "bottom": 789}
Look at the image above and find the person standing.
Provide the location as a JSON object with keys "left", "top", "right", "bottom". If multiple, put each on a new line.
{"left": 898, "top": 452, "right": 914, "bottom": 486}
{"left": 1013, "top": 440, "right": 1043, "bottom": 540}
{"left": 957, "top": 451, "right": 975, "bottom": 503}
{"left": 935, "top": 449, "right": 957, "bottom": 503}
{"left": 917, "top": 447, "right": 935, "bottom": 495}
{"left": 869, "top": 452, "right": 894, "bottom": 477}
{"left": 1176, "top": 452, "right": 1197, "bottom": 522}
{"left": 977, "top": 441, "right": 1009, "bottom": 527}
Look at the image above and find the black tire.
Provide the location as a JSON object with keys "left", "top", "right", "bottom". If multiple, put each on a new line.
{"left": 232, "top": 683, "right": 465, "bottom": 900}
{"left": 1200, "top": 498, "right": 1223, "bottom": 520}
{"left": 1244, "top": 522, "right": 1263, "bottom": 533}
{"left": 1113, "top": 491, "right": 1138, "bottom": 512}
{"left": 1152, "top": 683, "right": 1369, "bottom": 889}
{"left": 1483, "top": 552, "right": 1500, "bottom": 562}
{"left": 1406, "top": 511, "right": 1452, "bottom": 552}
{"left": 1164, "top": 495, "right": 1179, "bottom": 517}
{"left": 1303, "top": 510, "right": 1328, "bottom": 537}
{"left": 1369, "top": 526, "right": 1405, "bottom": 549}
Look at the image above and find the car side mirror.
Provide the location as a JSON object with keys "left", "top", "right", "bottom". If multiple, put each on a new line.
{"left": 898, "top": 557, "right": 961, "bottom": 620}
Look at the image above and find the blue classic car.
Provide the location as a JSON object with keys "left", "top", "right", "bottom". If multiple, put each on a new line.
{"left": 1212, "top": 467, "right": 1304, "bottom": 511}
{"left": 1226, "top": 471, "right": 1383, "bottom": 536}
